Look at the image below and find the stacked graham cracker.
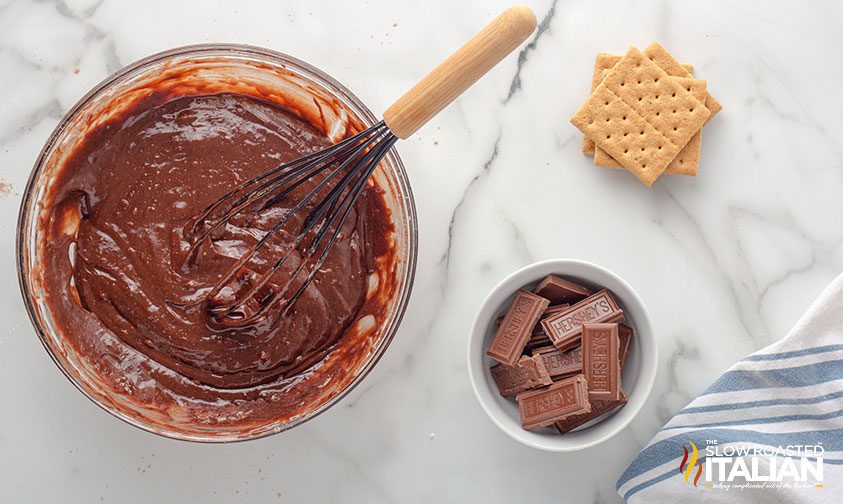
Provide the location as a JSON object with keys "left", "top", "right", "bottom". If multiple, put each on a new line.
{"left": 571, "top": 42, "right": 721, "bottom": 186}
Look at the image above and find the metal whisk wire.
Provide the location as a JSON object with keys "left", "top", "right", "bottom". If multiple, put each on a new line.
{"left": 183, "top": 6, "right": 536, "bottom": 327}
{"left": 185, "top": 121, "right": 396, "bottom": 326}
{"left": 183, "top": 122, "right": 390, "bottom": 262}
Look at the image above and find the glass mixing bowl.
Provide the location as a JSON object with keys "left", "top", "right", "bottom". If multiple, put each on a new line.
{"left": 17, "top": 44, "right": 417, "bottom": 442}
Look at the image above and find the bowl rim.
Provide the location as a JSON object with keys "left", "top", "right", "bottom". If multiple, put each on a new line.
{"left": 16, "top": 43, "right": 419, "bottom": 443}
{"left": 467, "top": 258, "right": 657, "bottom": 452}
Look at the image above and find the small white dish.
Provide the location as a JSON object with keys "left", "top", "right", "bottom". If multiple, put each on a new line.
{"left": 467, "top": 259, "right": 657, "bottom": 452}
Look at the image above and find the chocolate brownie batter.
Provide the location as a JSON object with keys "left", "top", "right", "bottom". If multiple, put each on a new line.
{"left": 42, "top": 91, "right": 396, "bottom": 431}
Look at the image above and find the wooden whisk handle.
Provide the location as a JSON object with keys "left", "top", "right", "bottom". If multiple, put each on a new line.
{"left": 382, "top": 5, "right": 537, "bottom": 139}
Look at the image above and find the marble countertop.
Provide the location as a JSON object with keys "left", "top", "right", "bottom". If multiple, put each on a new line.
{"left": 2, "top": 0, "right": 843, "bottom": 502}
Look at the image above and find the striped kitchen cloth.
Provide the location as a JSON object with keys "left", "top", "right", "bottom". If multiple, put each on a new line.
{"left": 617, "top": 273, "right": 843, "bottom": 503}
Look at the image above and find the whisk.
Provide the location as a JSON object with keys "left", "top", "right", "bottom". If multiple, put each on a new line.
{"left": 184, "top": 5, "right": 536, "bottom": 328}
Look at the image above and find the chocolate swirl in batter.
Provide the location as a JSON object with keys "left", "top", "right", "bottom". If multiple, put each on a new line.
{"left": 42, "top": 91, "right": 396, "bottom": 429}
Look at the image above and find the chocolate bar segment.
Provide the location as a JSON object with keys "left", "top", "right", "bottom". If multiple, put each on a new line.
{"left": 521, "top": 306, "right": 571, "bottom": 352}
{"left": 498, "top": 304, "right": 569, "bottom": 328}
{"left": 516, "top": 374, "right": 590, "bottom": 430}
{"left": 582, "top": 323, "right": 622, "bottom": 401}
{"left": 543, "top": 303, "right": 571, "bottom": 317}
{"left": 490, "top": 355, "right": 553, "bottom": 396}
{"left": 525, "top": 332, "right": 552, "bottom": 352}
{"left": 486, "top": 290, "right": 550, "bottom": 366}
{"left": 540, "top": 289, "right": 623, "bottom": 351}
{"left": 531, "top": 345, "right": 582, "bottom": 378}
{"left": 619, "top": 323, "right": 633, "bottom": 370}
{"left": 533, "top": 275, "right": 593, "bottom": 304}
{"left": 554, "top": 391, "right": 628, "bottom": 434}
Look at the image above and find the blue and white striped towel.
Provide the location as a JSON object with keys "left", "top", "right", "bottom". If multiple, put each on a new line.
{"left": 618, "top": 273, "right": 843, "bottom": 503}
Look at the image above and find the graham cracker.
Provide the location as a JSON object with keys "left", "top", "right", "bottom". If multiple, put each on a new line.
{"left": 644, "top": 41, "right": 722, "bottom": 120}
{"left": 595, "top": 77, "right": 707, "bottom": 176}
{"left": 571, "top": 47, "right": 710, "bottom": 186}
{"left": 582, "top": 54, "right": 693, "bottom": 154}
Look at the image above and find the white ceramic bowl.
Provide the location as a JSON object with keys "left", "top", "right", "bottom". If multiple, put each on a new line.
{"left": 467, "top": 259, "right": 657, "bottom": 451}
